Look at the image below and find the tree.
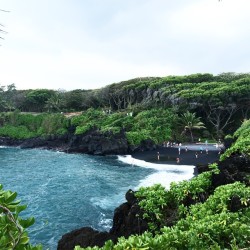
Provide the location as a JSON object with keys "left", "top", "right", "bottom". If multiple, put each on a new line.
{"left": 205, "top": 103, "right": 239, "bottom": 138}
{"left": 23, "top": 89, "right": 55, "bottom": 112}
{"left": 45, "top": 92, "right": 64, "bottom": 112}
{"left": 63, "top": 89, "right": 85, "bottom": 111}
{"left": 180, "top": 111, "right": 205, "bottom": 142}
{"left": 0, "top": 84, "right": 17, "bottom": 111}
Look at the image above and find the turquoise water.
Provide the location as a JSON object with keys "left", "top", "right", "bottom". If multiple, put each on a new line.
{"left": 0, "top": 147, "right": 194, "bottom": 249}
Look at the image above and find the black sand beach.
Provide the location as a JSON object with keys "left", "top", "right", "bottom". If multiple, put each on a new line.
{"left": 131, "top": 143, "right": 223, "bottom": 166}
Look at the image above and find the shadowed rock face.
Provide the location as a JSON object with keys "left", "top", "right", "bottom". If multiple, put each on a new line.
{"left": 196, "top": 154, "right": 250, "bottom": 188}
{"left": 0, "top": 129, "right": 129, "bottom": 155}
{"left": 66, "top": 130, "right": 128, "bottom": 155}
{"left": 57, "top": 227, "right": 117, "bottom": 250}
{"left": 0, "top": 129, "right": 158, "bottom": 156}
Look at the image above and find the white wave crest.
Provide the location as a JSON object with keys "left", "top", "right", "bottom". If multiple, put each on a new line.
{"left": 118, "top": 155, "right": 195, "bottom": 189}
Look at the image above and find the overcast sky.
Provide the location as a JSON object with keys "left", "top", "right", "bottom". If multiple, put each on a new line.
{"left": 0, "top": 0, "right": 249, "bottom": 90}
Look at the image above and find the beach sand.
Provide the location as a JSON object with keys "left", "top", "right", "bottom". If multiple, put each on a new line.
{"left": 131, "top": 143, "right": 222, "bottom": 166}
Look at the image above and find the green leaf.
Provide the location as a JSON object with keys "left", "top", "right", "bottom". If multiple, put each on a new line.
{"left": 4, "top": 191, "right": 17, "bottom": 203}
{"left": 19, "top": 217, "right": 35, "bottom": 228}
{"left": 15, "top": 205, "right": 27, "bottom": 214}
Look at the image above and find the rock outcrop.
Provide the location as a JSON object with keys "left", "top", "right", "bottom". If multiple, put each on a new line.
{"left": 0, "top": 129, "right": 160, "bottom": 156}
{"left": 0, "top": 129, "right": 130, "bottom": 155}
{"left": 57, "top": 190, "right": 148, "bottom": 250}
{"left": 196, "top": 154, "right": 250, "bottom": 188}
{"left": 67, "top": 129, "right": 128, "bottom": 155}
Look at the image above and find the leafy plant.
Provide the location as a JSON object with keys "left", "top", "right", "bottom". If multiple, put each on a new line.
{"left": 0, "top": 184, "right": 42, "bottom": 250}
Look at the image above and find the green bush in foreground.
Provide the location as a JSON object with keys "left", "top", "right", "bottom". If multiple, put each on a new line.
{"left": 0, "top": 184, "right": 42, "bottom": 250}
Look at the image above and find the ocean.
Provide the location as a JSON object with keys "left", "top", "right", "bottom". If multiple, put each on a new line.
{"left": 0, "top": 146, "right": 194, "bottom": 249}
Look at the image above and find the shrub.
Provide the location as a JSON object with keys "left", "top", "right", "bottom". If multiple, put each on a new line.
{"left": 0, "top": 184, "right": 42, "bottom": 250}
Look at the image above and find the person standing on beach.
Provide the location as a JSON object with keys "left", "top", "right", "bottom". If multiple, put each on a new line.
{"left": 178, "top": 147, "right": 181, "bottom": 155}
{"left": 195, "top": 152, "right": 198, "bottom": 158}
{"left": 157, "top": 152, "right": 160, "bottom": 160}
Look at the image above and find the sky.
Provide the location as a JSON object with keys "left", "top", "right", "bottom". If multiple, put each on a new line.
{"left": 0, "top": 0, "right": 249, "bottom": 91}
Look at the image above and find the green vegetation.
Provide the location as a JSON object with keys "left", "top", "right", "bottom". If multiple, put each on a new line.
{"left": 0, "top": 112, "right": 69, "bottom": 139}
{"left": 77, "top": 179, "right": 250, "bottom": 250}
{"left": 75, "top": 122, "right": 250, "bottom": 249}
{"left": 221, "top": 119, "right": 250, "bottom": 160}
{"left": 1, "top": 72, "right": 249, "bottom": 138}
{"left": 71, "top": 108, "right": 176, "bottom": 145}
{"left": 134, "top": 164, "right": 219, "bottom": 233}
{"left": 0, "top": 184, "right": 42, "bottom": 250}
{"left": 179, "top": 111, "right": 205, "bottom": 142}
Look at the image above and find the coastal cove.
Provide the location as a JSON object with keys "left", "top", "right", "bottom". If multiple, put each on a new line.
{"left": 0, "top": 146, "right": 197, "bottom": 250}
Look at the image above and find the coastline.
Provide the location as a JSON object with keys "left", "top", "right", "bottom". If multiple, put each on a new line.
{"left": 131, "top": 143, "right": 222, "bottom": 166}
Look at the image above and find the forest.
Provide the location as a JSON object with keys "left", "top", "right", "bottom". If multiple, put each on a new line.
{"left": 0, "top": 72, "right": 249, "bottom": 143}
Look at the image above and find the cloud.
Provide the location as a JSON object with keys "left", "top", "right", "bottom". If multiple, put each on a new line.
{"left": 0, "top": 0, "right": 250, "bottom": 90}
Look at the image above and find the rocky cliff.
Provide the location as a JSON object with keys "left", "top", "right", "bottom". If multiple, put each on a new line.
{"left": 0, "top": 129, "right": 129, "bottom": 155}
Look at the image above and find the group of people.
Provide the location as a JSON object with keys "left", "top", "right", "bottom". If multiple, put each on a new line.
{"left": 158, "top": 139, "right": 223, "bottom": 163}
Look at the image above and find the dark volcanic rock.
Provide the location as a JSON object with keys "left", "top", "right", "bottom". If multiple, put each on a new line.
{"left": 129, "top": 139, "right": 156, "bottom": 153}
{"left": 195, "top": 153, "right": 250, "bottom": 191}
{"left": 57, "top": 227, "right": 117, "bottom": 250}
{"left": 211, "top": 154, "right": 250, "bottom": 188}
{"left": 0, "top": 136, "right": 24, "bottom": 146}
{"left": 0, "top": 128, "right": 129, "bottom": 155}
{"left": 109, "top": 189, "right": 148, "bottom": 237}
{"left": 20, "top": 135, "right": 69, "bottom": 150}
{"left": 57, "top": 190, "right": 148, "bottom": 250}
{"left": 67, "top": 130, "right": 128, "bottom": 155}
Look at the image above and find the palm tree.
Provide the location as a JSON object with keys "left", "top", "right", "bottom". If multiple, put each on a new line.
{"left": 45, "top": 93, "right": 64, "bottom": 112}
{"left": 180, "top": 111, "right": 205, "bottom": 142}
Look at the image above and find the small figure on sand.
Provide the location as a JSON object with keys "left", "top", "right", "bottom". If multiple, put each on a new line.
{"left": 195, "top": 152, "right": 198, "bottom": 158}
{"left": 178, "top": 147, "right": 181, "bottom": 155}
{"left": 185, "top": 146, "right": 188, "bottom": 152}
{"left": 176, "top": 157, "right": 180, "bottom": 163}
{"left": 157, "top": 152, "right": 160, "bottom": 160}
{"left": 200, "top": 146, "right": 203, "bottom": 154}
{"left": 206, "top": 148, "right": 208, "bottom": 154}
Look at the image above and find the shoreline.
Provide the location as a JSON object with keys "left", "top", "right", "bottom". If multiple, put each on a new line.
{"left": 131, "top": 143, "right": 222, "bottom": 166}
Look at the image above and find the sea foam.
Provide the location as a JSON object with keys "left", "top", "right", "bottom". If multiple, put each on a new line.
{"left": 118, "top": 155, "right": 195, "bottom": 189}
